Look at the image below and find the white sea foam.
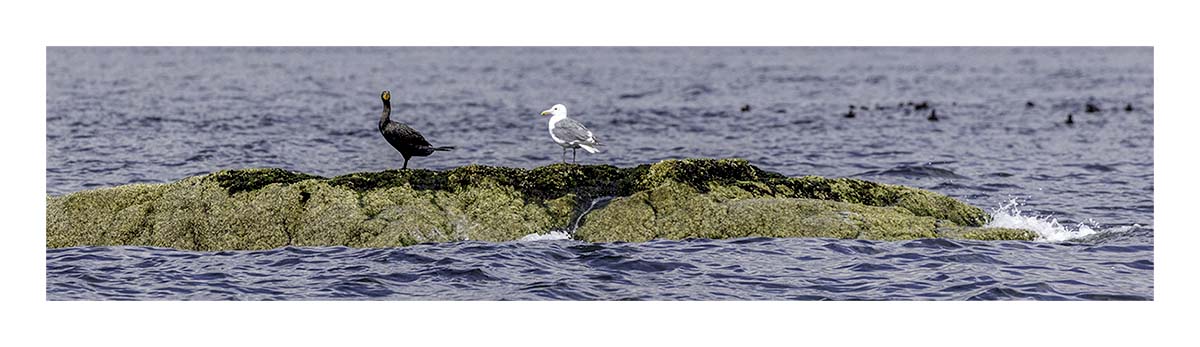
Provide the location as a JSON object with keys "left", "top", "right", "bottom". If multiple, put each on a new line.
{"left": 518, "top": 230, "right": 572, "bottom": 242}
{"left": 984, "top": 198, "right": 1103, "bottom": 242}
{"left": 518, "top": 196, "right": 615, "bottom": 242}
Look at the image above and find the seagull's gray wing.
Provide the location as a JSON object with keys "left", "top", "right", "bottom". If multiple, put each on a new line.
{"left": 552, "top": 118, "right": 597, "bottom": 144}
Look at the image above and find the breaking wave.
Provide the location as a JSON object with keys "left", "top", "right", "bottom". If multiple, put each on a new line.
{"left": 984, "top": 198, "right": 1116, "bottom": 242}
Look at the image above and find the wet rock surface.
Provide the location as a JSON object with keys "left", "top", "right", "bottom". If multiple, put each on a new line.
{"left": 47, "top": 159, "right": 1032, "bottom": 251}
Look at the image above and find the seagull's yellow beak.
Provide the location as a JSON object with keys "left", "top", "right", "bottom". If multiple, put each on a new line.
{"left": 540, "top": 110, "right": 551, "bottom": 116}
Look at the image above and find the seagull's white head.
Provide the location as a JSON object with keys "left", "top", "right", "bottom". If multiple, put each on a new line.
{"left": 540, "top": 104, "right": 567, "bottom": 117}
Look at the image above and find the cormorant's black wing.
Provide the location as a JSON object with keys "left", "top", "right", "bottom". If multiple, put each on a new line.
{"left": 382, "top": 121, "right": 433, "bottom": 148}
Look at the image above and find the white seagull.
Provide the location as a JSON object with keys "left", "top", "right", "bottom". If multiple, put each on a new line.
{"left": 540, "top": 104, "right": 601, "bottom": 163}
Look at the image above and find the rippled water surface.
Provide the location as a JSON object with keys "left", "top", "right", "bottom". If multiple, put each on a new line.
{"left": 46, "top": 47, "right": 1153, "bottom": 300}
{"left": 47, "top": 238, "right": 1152, "bottom": 300}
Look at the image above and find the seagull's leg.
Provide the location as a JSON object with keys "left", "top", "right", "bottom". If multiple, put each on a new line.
{"left": 402, "top": 157, "right": 409, "bottom": 170}
{"left": 573, "top": 148, "right": 577, "bottom": 164}
{"left": 561, "top": 148, "right": 567, "bottom": 163}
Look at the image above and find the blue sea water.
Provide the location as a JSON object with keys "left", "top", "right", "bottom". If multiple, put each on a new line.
{"left": 45, "top": 47, "right": 1153, "bottom": 300}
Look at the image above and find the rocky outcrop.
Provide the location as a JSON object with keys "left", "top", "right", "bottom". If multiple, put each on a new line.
{"left": 46, "top": 158, "right": 1034, "bottom": 250}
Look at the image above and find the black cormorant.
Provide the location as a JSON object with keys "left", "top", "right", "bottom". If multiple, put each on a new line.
{"left": 378, "top": 90, "right": 454, "bottom": 169}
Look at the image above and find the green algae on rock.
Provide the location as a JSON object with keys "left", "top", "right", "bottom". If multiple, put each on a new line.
{"left": 575, "top": 181, "right": 943, "bottom": 243}
{"left": 936, "top": 226, "right": 1039, "bottom": 241}
{"left": 46, "top": 159, "right": 1032, "bottom": 250}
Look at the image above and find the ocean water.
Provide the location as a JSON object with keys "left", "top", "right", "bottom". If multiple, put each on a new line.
{"left": 45, "top": 47, "right": 1153, "bottom": 300}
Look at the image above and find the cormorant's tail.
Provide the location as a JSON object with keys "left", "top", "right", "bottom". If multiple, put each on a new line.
{"left": 431, "top": 146, "right": 455, "bottom": 151}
